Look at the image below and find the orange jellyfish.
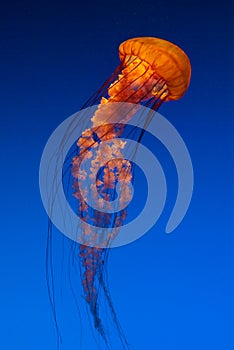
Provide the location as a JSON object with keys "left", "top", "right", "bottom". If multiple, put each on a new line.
{"left": 48, "top": 37, "right": 191, "bottom": 349}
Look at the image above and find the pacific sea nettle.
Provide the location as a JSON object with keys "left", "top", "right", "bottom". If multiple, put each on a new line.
{"left": 68, "top": 37, "right": 190, "bottom": 348}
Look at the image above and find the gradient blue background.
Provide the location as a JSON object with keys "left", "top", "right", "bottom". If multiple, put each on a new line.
{"left": 0, "top": 1, "right": 233, "bottom": 349}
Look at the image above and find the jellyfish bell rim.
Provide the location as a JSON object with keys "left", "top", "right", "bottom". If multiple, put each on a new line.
{"left": 118, "top": 36, "right": 191, "bottom": 101}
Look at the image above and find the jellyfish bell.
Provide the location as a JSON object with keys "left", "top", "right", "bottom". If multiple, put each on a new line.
{"left": 118, "top": 37, "right": 191, "bottom": 102}
{"left": 90, "top": 37, "right": 191, "bottom": 129}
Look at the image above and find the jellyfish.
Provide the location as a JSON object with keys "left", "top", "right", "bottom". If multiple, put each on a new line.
{"left": 44, "top": 37, "right": 191, "bottom": 349}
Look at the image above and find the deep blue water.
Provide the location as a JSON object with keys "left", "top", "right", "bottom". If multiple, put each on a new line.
{"left": 0, "top": 1, "right": 233, "bottom": 349}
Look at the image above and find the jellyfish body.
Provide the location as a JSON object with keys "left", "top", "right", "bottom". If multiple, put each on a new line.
{"left": 68, "top": 37, "right": 191, "bottom": 348}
